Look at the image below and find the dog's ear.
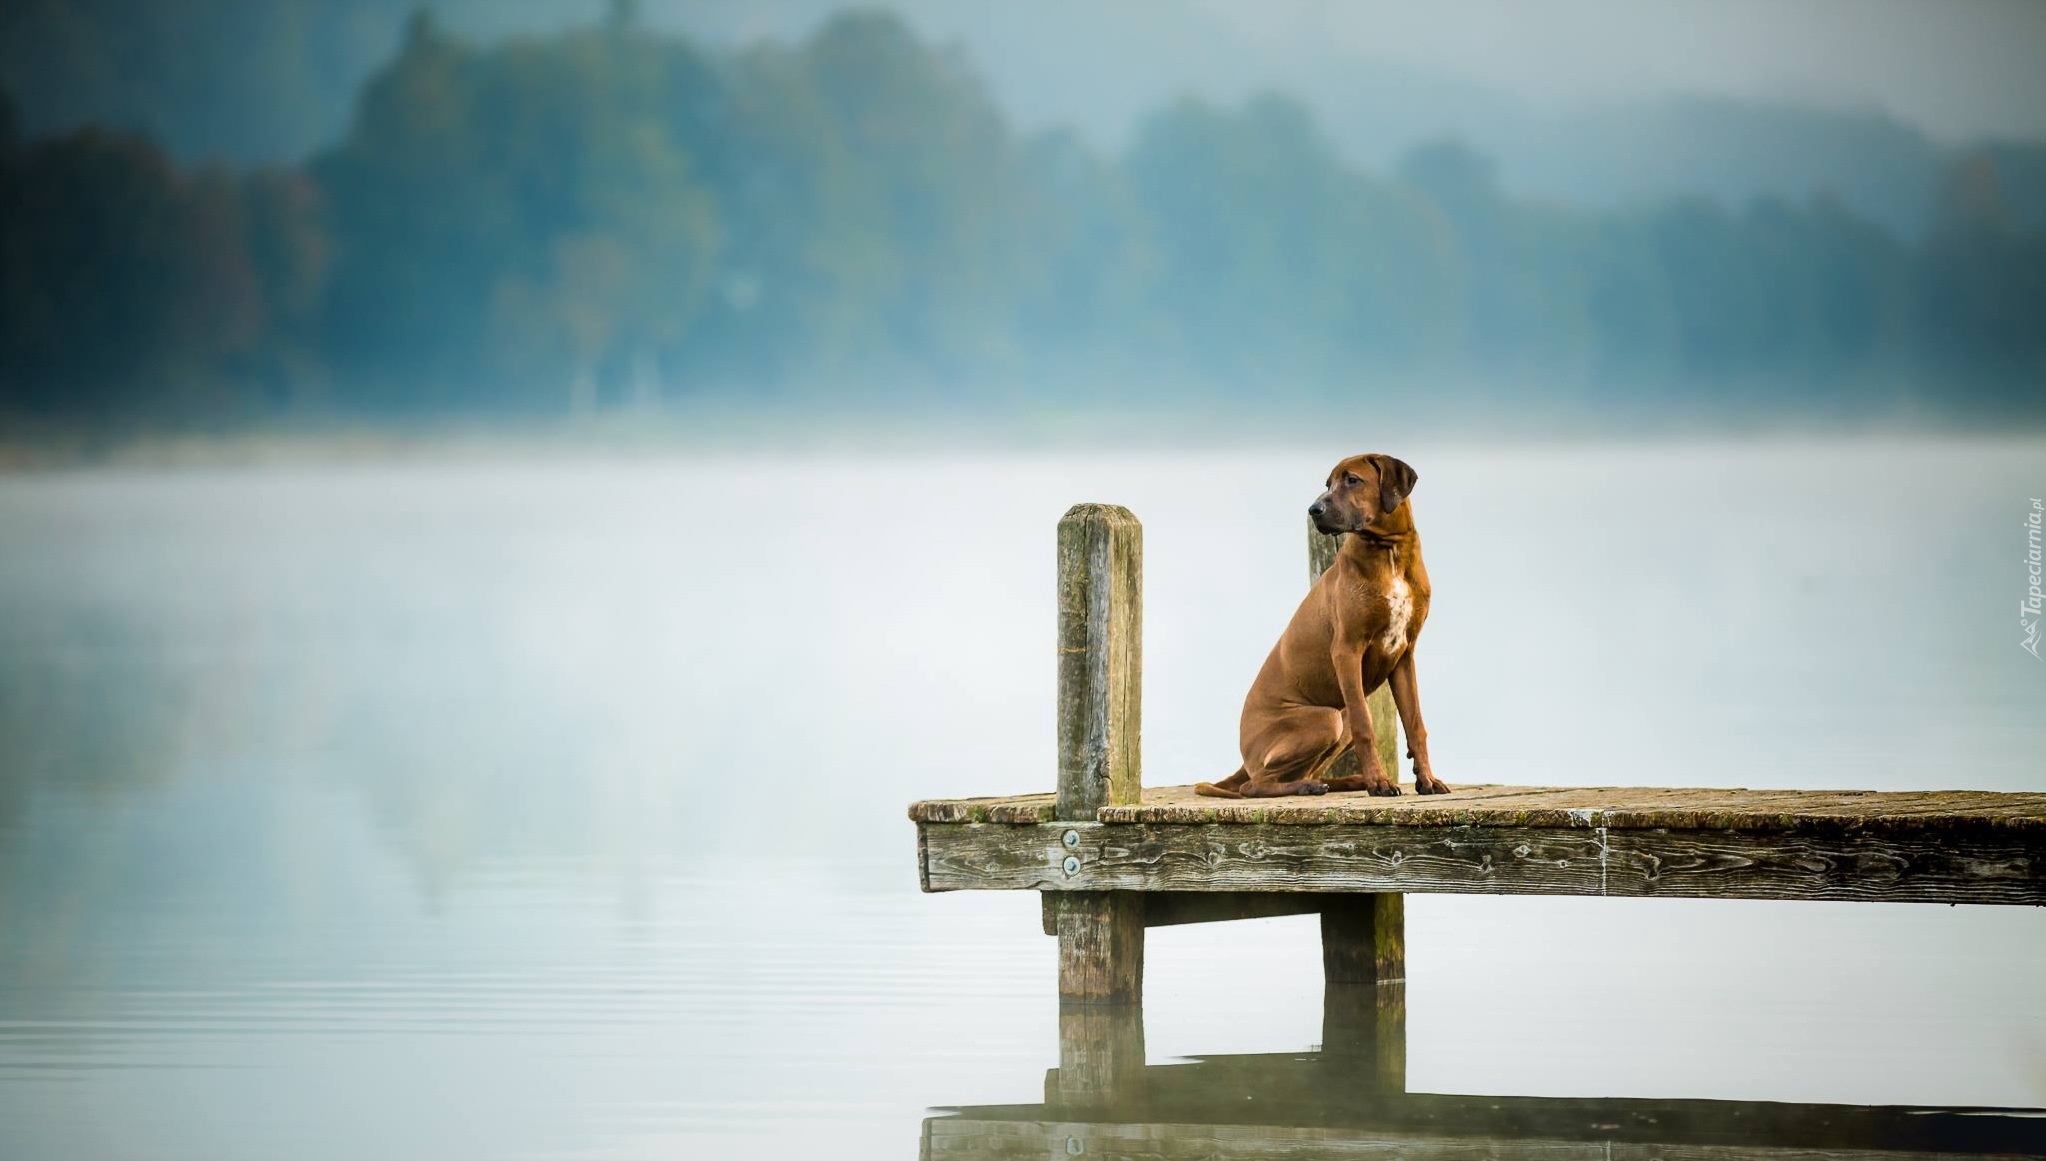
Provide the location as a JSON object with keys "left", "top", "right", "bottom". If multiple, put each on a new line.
{"left": 1369, "top": 454, "right": 1418, "bottom": 513}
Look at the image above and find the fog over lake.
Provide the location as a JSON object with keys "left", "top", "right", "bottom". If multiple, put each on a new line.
{"left": 1, "top": 437, "right": 2041, "bottom": 1158}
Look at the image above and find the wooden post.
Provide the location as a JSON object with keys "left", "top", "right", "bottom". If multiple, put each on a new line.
{"left": 1309, "top": 521, "right": 1400, "bottom": 782}
{"left": 1311, "top": 521, "right": 1406, "bottom": 1091}
{"left": 1050, "top": 504, "right": 1145, "bottom": 1104}
{"left": 1058, "top": 504, "right": 1143, "bottom": 819}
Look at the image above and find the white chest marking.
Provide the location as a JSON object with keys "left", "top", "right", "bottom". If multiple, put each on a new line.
{"left": 1381, "top": 575, "right": 1413, "bottom": 654}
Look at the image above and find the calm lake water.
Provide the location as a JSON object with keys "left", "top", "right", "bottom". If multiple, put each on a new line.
{"left": 1, "top": 437, "right": 2042, "bottom": 1158}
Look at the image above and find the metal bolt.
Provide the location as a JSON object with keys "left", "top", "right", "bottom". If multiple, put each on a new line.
{"left": 1065, "top": 1137, "right": 1084, "bottom": 1156}
{"left": 1062, "top": 829, "right": 1080, "bottom": 849}
{"left": 1062, "top": 854, "right": 1081, "bottom": 877}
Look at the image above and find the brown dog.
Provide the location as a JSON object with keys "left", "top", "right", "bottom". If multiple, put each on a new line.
{"left": 1197, "top": 454, "right": 1449, "bottom": 798}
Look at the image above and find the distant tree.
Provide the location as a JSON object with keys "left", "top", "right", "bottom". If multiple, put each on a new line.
{"left": 0, "top": 0, "right": 417, "bottom": 163}
{"left": 794, "top": 11, "right": 1032, "bottom": 380}
{"left": 0, "top": 87, "right": 17, "bottom": 156}
{"left": 1126, "top": 94, "right": 1460, "bottom": 379}
{"left": 238, "top": 168, "right": 332, "bottom": 409}
{"left": 1400, "top": 137, "right": 1574, "bottom": 377}
{"left": 1010, "top": 129, "right": 1150, "bottom": 368}
{"left": 1915, "top": 152, "right": 2046, "bottom": 403}
{"left": 315, "top": 11, "right": 720, "bottom": 412}
{"left": 1398, "top": 139, "right": 1499, "bottom": 228}
{"left": 0, "top": 129, "right": 268, "bottom": 417}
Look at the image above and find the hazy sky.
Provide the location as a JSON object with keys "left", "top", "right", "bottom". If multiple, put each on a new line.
{"left": 1190, "top": 0, "right": 2046, "bottom": 141}
{"left": 634, "top": 0, "right": 2046, "bottom": 145}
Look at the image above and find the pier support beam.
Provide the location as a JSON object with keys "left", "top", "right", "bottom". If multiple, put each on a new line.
{"left": 1050, "top": 892, "right": 1145, "bottom": 1105}
{"left": 1320, "top": 893, "right": 1406, "bottom": 1089}
{"left": 1052, "top": 504, "right": 1145, "bottom": 1104}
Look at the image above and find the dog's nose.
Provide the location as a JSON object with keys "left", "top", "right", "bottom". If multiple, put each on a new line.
{"left": 1308, "top": 502, "right": 1326, "bottom": 518}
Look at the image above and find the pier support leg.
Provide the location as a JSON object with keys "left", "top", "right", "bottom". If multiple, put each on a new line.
{"left": 1051, "top": 892, "right": 1145, "bottom": 1106}
{"left": 1321, "top": 893, "right": 1405, "bottom": 1091}
{"left": 1054, "top": 892, "right": 1145, "bottom": 1003}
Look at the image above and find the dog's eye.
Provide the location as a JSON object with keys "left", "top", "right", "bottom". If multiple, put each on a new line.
{"left": 1344, "top": 473, "right": 1361, "bottom": 486}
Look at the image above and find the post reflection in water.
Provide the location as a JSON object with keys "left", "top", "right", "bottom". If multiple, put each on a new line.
{"left": 929, "top": 980, "right": 2046, "bottom": 1159}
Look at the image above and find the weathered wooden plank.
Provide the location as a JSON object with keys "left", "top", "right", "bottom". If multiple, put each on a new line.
{"left": 920, "top": 820, "right": 2045, "bottom": 904}
{"left": 923, "top": 822, "right": 1609, "bottom": 896}
{"left": 926, "top": 1119, "right": 1604, "bottom": 1159}
{"left": 1058, "top": 503, "right": 1142, "bottom": 819}
{"left": 985, "top": 797, "right": 1059, "bottom": 823}
{"left": 915, "top": 822, "right": 929, "bottom": 892}
{"left": 1095, "top": 784, "right": 1563, "bottom": 826}
{"left": 913, "top": 783, "right": 2046, "bottom": 834}
{"left": 1312, "top": 521, "right": 1403, "bottom": 787}
{"left": 1603, "top": 826, "right": 2043, "bottom": 904}
{"left": 909, "top": 793, "right": 1055, "bottom": 824}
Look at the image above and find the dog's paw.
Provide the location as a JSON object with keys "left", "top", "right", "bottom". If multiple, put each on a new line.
{"left": 1367, "top": 782, "right": 1402, "bottom": 797}
{"left": 1415, "top": 777, "right": 1452, "bottom": 795}
{"left": 1296, "top": 780, "right": 1330, "bottom": 796}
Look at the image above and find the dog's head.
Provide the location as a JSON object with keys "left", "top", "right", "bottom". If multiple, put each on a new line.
{"left": 1309, "top": 453, "right": 1418, "bottom": 535}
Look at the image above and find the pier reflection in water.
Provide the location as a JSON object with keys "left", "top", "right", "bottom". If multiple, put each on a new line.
{"left": 929, "top": 987, "right": 2046, "bottom": 1159}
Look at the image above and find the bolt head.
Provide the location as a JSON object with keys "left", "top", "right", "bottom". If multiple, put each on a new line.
{"left": 1062, "top": 829, "right": 1080, "bottom": 848}
{"left": 1061, "top": 854, "right": 1081, "bottom": 876}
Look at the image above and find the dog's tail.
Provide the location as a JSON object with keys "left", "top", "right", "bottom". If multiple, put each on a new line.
{"left": 1194, "top": 768, "right": 1249, "bottom": 799}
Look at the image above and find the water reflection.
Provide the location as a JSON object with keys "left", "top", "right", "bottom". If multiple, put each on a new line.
{"left": 932, "top": 995, "right": 2046, "bottom": 1158}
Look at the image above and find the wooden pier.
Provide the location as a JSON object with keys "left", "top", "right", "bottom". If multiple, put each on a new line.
{"left": 909, "top": 503, "right": 2046, "bottom": 1105}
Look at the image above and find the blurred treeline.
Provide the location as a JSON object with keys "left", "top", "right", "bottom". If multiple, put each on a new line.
{"left": 1, "top": 7, "right": 2041, "bottom": 427}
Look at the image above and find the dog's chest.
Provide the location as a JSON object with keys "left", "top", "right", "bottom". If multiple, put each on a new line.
{"left": 1379, "top": 574, "right": 1414, "bottom": 653}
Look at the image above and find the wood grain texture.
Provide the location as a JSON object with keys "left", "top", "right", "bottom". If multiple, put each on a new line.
{"left": 1052, "top": 891, "right": 1144, "bottom": 1002}
{"left": 924, "top": 822, "right": 1608, "bottom": 896}
{"left": 1311, "top": 521, "right": 1402, "bottom": 786}
{"left": 1603, "top": 826, "right": 2044, "bottom": 904}
{"left": 912, "top": 783, "right": 2046, "bottom": 834}
{"left": 927, "top": 1119, "right": 1603, "bottom": 1159}
{"left": 1058, "top": 503, "right": 1142, "bottom": 821}
{"left": 1321, "top": 893, "right": 1403, "bottom": 985}
{"left": 919, "top": 819, "right": 2045, "bottom": 905}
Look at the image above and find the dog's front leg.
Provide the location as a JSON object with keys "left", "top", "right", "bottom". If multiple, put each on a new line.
{"left": 1322, "top": 643, "right": 1399, "bottom": 796}
{"left": 1390, "top": 651, "right": 1449, "bottom": 794}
